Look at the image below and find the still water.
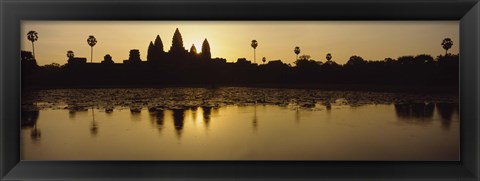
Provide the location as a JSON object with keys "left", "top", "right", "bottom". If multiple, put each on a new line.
{"left": 21, "top": 88, "right": 459, "bottom": 160}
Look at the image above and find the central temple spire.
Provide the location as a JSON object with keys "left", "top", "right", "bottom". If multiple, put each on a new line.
{"left": 170, "top": 28, "right": 186, "bottom": 54}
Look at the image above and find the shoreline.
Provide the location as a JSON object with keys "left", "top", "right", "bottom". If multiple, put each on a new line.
{"left": 23, "top": 83, "right": 459, "bottom": 95}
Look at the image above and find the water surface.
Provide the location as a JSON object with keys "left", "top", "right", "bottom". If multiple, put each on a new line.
{"left": 21, "top": 88, "right": 459, "bottom": 160}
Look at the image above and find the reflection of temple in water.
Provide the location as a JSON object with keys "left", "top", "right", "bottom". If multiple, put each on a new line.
{"left": 202, "top": 106, "right": 212, "bottom": 127}
{"left": 394, "top": 103, "right": 435, "bottom": 119}
{"left": 90, "top": 107, "right": 98, "bottom": 136}
{"left": 394, "top": 102, "right": 458, "bottom": 129}
{"left": 155, "top": 110, "right": 165, "bottom": 130}
{"left": 436, "top": 103, "right": 458, "bottom": 129}
{"left": 147, "top": 106, "right": 215, "bottom": 136}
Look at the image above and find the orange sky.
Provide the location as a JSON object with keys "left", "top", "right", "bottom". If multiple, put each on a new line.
{"left": 21, "top": 21, "right": 459, "bottom": 66}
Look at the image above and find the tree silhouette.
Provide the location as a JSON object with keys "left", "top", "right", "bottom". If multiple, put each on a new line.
{"left": 441, "top": 38, "right": 453, "bottom": 55}
{"left": 27, "top": 31, "right": 38, "bottom": 58}
{"left": 299, "top": 54, "right": 311, "bottom": 61}
{"left": 414, "top": 54, "right": 434, "bottom": 64}
{"left": 67, "top": 50, "right": 74, "bottom": 59}
{"left": 87, "top": 35, "right": 97, "bottom": 63}
{"left": 326, "top": 53, "right": 332, "bottom": 61}
{"left": 346, "top": 55, "right": 365, "bottom": 66}
{"left": 21, "top": 32, "right": 460, "bottom": 89}
{"left": 295, "top": 54, "right": 319, "bottom": 71}
{"left": 294, "top": 46, "right": 301, "bottom": 60}
{"left": 398, "top": 56, "right": 415, "bottom": 65}
{"left": 251, "top": 40, "right": 258, "bottom": 63}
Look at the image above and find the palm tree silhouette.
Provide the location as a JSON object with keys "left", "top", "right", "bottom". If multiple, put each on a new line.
{"left": 27, "top": 31, "right": 38, "bottom": 58}
{"left": 294, "top": 46, "right": 301, "bottom": 60}
{"left": 87, "top": 35, "right": 97, "bottom": 63}
{"left": 441, "top": 38, "right": 453, "bottom": 56}
{"left": 326, "top": 53, "right": 332, "bottom": 62}
{"left": 67, "top": 50, "right": 74, "bottom": 59}
{"left": 251, "top": 40, "right": 258, "bottom": 63}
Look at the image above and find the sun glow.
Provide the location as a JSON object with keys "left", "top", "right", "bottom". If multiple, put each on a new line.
{"left": 190, "top": 41, "right": 204, "bottom": 54}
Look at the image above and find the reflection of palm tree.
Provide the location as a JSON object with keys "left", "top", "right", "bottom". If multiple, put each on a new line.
{"left": 251, "top": 40, "right": 258, "bottom": 63}
{"left": 294, "top": 46, "right": 301, "bottom": 60}
{"left": 87, "top": 35, "right": 97, "bottom": 63}
{"left": 90, "top": 107, "right": 98, "bottom": 135}
{"left": 252, "top": 105, "right": 258, "bottom": 130}
{"left": 295, "top": 109, "right": 300, "bottom": 123}
{"left": 292, "top": 99, "right": 300, "bottom": 123}
{"left": 441, "top": 38, "right": 453, "bottom": 55}
{"left": 22, "top": 107, "right": 41, "bottom": 140}
{"left": 30, "top": 122, "right": 41, "bottom": 140}
{"left": 21, "top": 110, "right": 39, "bottom": 128}
{"left": 90, "top": 122, "right": 98, "bottom": 135}
{"left": 27, "top": 31, "right": 38, "bottom": 58}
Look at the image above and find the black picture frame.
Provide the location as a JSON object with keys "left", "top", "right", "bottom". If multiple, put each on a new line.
{"left": 1, "top": 0, "right": 479, "bottom": 180}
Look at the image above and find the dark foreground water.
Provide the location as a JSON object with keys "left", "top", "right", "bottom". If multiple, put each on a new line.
{"left": 21, "top": 87, "right": 459, "bottom": 160}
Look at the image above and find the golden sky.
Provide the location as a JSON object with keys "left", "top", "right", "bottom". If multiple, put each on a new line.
{"left": 21, "top": 21, "right": 459, "bottom": 66}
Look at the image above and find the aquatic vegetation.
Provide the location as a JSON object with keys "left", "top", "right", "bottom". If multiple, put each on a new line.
{"left": 21, "top": 87, "right": 458, "bottom": 112}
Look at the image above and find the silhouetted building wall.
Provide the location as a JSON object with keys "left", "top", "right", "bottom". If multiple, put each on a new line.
{"left": 124, "top": 49, "right": 142, "bottom": 64}
{"left": 101, "top": 54, "right": 114, "bottom": 64}
{"left": 68, "top": 57, "right": 87, "bottom": 65}
{"left": 236, "top": 58, "right": 252, "bottom": 65}
{"left": 212, "top": 57, "right": 227, "bottom": 64}
{"left": 267, "top": 60, "right": 286, "bottom": 66}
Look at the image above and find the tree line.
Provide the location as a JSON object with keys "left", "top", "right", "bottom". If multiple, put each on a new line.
{"left": 22, "top": 30, "right": 458, "bottom": 91}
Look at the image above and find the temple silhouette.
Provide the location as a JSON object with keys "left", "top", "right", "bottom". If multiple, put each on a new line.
{"left": 66, "top": 28, "right": 227, "bottom": 66}
{"left": 21, "top": 28, "right": 459, "bottom": 92}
